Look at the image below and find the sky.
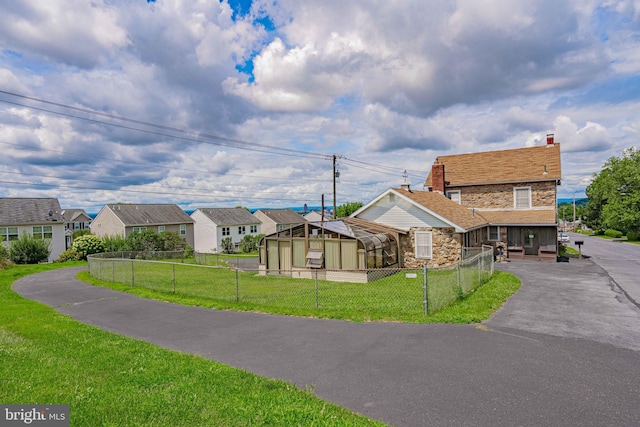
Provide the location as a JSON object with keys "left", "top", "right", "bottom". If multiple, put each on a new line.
{"left": 1, "top": 0, "right": 639, "bottom": 213}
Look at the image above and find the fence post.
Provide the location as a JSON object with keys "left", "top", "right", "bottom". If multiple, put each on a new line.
{"left": 477, "top": 256, "right": 481, "bottom": 283}
{"left": 131, "top": 260, "right": 135, "bottom": 287}
{"left": 235, "top": 268, "right": 239, "bottom": 302}
{"left": 112, "top": 260, "right": 115, "bottom": 283}
{"left": 457, "top": 261, "right": 462, "bottom": 297}
{"left": 423, "top": 263, "right": 428, "bottom": 315}
{"left": 315, "top": 269, "right": 319, "bottom": 309}
{"left": 172, "top": 263, "right": 176, "bottom": 293}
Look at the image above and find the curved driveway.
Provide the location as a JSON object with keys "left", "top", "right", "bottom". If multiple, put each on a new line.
{"left": 12, "top": 247, "right": 640, "bottom": 426}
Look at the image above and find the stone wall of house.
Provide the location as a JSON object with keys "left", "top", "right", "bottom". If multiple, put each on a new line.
{"left": 446, "top": 181, "right": 556, "bottom": 209}
{"left": 402, "top": 227, "right": 463, "bottom": 268}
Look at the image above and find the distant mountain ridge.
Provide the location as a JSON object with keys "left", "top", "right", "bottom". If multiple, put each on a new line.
{"left": 558, "top": 198, "right": 588, "bottom": 206}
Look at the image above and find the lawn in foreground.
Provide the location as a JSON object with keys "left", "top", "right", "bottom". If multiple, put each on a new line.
{"left": 0, "top": 263, "right": 382, "bottom": 427}
{"left": 81, "top": 264, "right": 520, "bottom": 324}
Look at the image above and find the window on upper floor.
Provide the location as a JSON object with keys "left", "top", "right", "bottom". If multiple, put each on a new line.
{"left": 133, "top": 227, "right": 147, "bottom": 234}
{"left": 514, "top": 187, "right": 532, "bottom": 209}
{"left": 180, "top": 224, "right": 186, "bottom": 235}
{"left": 250, "top": 225, "right": 257, "bottom": 233}
{"left": 222, "top": 227, "right": 230, "bottom": 236}
{"left": 446, "top": 190, "right": 461, "bottom": 204}
{"left": 238, "top": 226, "right": 246, "bottom": 235}
{"left": 158, "top": 225, "right": 165, "bottom": 233}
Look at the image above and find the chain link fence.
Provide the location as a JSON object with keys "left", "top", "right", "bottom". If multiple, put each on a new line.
{"left": 88, "top": 246, "right": 494, "bottom": 315}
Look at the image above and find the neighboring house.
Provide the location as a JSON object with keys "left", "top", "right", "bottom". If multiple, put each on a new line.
{"left": 253, "top": 209, "right": 306, "bottom": 236}
{"left": 0, "top": 198, "right": 66, "bottom": 262}
{"left": 303, "top": 210, "right": 333, "bottom": 222}
{"left": 351, "top": 187, "right": 488, "bottom": 267}
{"left": 61, "top": 208, "right": 92, "bottom": 249}
{"left": 423, "top": 135, "right": 562, "bottom": 260}
{"left": 191, "top": 207, "right": 262, "bottom": 253}
{"left": 90, "top": 204, "right": 194, "bottom": 246}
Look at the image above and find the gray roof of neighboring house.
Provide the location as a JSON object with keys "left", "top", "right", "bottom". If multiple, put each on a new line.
{"left": 194, "top": 208, "right": 261, "bottom": 226}
{"left": 255, "top": 209, "right": 307, "bottom": 224}
{"left": 105, "top": 204, "right": 193, "bottom": 226}
{"left": 61, "top": 209, "right": 91, "bottom": 223}
{"left": 0, "top": 198, "right": 65, "bottom": 225}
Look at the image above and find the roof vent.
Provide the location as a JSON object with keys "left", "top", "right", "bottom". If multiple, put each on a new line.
{"left": 546, "top": 133, "right": 554, "bottom": 145}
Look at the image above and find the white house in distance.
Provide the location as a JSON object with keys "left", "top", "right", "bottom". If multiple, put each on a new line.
{"left": 253, "top": 209, "right": 306, "bottom": 236}
{"left": 90, "top": 203, "right": 194, "bottom": 246}
{"left": 191, "top": 207, "right": 262, "bottom": 253}
{"left": 0, "top": 198, "right": 66, "bottom": 262}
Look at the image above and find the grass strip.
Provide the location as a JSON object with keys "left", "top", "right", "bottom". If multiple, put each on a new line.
{"left": 0, "top": 263, "right": 383, "bottom": 427}
{"left": 80, "top": 265, "right": 521, "bottom": 324}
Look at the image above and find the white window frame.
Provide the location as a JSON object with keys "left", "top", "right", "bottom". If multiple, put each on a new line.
{"left": 514, "top": 187, "right": 532, "bottom": 209}
{"left": 158, "top": 225, "right": 165, "bottom": 233}
{"left": 179, "top": 224, "right": 186, "bottom": 235}
{"left": 238, "top": 226, "right": 246, "bottom": 235}
{"left": 222, "top": 227, "right": 230, "bottom": 236}
{"left": 488, "top": 226, "right": 500, "bottom": 241}
{"left": 32, "top": 225, "right": 53, "bottom": 239}
{"left": 0, "top": 227, "right": 18, "bottom": 242}
{"left": 133, "top": 227, "right": 147, "bottom": 234}
{"left": 414, "top": 231, "right": 432, "bottom": 259}
{"left": 250, "top": 225, "right": 257, "bottom": 233}
{"left": 446, "top": 190, "right": 461, "bottom": 204}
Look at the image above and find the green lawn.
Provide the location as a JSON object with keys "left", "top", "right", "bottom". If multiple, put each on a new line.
{"left": 84, "top": 260, "right": 520, "bottom": 323}
{"left": 0, "top": 262, "right": 382, "bottom": 426}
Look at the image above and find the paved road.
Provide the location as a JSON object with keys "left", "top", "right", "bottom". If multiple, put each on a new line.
{"left": 566, "top": 233, "right": 640, "bottom": 306}
{"left": 12, "top": 260, "right": 640, "bottom": 427}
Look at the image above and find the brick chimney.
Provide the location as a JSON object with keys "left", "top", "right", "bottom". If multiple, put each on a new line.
{"left": 546, "top": 133, "right": 554, "bottom": 145}
{"left": 431, "top": 161, "right": 446, "bottom": 194}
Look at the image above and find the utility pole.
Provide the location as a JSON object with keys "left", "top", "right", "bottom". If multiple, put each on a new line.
{"left": 332, "top": 154, "right": 337, "bottom": 219}
{"left": 573, "top": 191, "right": 576, "bottom": 224}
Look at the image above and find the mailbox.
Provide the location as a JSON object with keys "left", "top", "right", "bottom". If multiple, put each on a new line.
{"left": 574, "top": 240, "right": 584, "bottom": 259}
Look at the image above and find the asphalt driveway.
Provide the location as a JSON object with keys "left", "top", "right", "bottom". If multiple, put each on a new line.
{"left": 12, "top": 257, "right": 640, "bottom": 427}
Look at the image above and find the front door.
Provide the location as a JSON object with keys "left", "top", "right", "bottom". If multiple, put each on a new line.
{"left": 523, "top": 229, "right": 539, "bottom": 256}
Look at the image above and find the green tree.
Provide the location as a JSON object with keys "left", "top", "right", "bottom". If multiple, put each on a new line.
{"left": 220, "top": 237, "right": 234, "bottom": 254}
{"left": 157, "top": 231, "right": 187, "bottom": 251}
{"left": 10, "top": 232, "right": 51, "bottom": 264}
{"left": 335, "top": 201, "right": 363, "bottom": 218}
{"left": 586, "top": 147, "right": 640, "bottom": 235}
{"left": 239, "top": 234, "right": 263, "bottom": 253}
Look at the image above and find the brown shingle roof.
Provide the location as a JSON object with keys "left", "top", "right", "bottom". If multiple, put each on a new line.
{"left": 394, "top": 188, "right": 488, "bottom": 230}
{"left": 424, "top": 143, "right": 561, "bottom": 187}
{"left": 477, "top": 209, "right": 557, "bottom": 225}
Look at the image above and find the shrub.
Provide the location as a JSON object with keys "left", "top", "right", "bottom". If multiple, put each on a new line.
{"left": 72, "top": 234, "right": 105, "bottom": 259}
{"left": 627, "top": 231, "right": 640, "bottom": 242}
{"left": 604, "top": 229, "right": 623, "bottom": 238}
{"left": 157, "top": 231, "right": 186, "bottom": 251}
{"left": 103, "top": 234, "right": 128, "bottom": 252}
{"left": 239, "top": 234, "right": 261, "bottom": 253}
{"left": 72, "top": 229, "right": 92, "bottom": 240}
{"left": 221, "top": 237, "right": 234, "bottom": 254}
{"left": 10, "top": 232, "right": 51, "bottom": 264}
{"left": 183, "top": 244, "right": 194, "bottom": 258}
{"left": 55, "top": 248, "right": 84, "bottom": 262}
{"left": 0, "top": 244, "right": 9, "bottom": 260}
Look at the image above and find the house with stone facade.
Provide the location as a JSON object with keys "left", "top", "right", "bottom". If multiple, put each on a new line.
{"left": 351, "top": 187, "right": 488, "bottom": 268}
{"left": 423, "top": 135, "right": 562, "bottom": 260}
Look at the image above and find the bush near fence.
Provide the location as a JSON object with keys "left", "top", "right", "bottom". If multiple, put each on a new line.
{"left": 88, "top": 246, "right": 493, "bottom": 316}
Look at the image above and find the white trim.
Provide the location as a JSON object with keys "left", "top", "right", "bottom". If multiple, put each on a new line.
{"left": 514, "top": 187, "right": 532, "bottom": 209}
{"left": 415, "top": 231, "right": 432, "bottom": 259}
